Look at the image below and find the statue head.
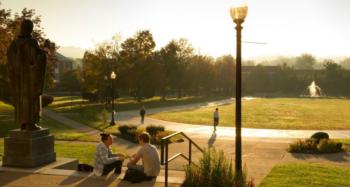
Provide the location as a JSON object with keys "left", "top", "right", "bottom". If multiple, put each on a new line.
{"left": 20, "top": 19, "right": 34, "bottom": 37}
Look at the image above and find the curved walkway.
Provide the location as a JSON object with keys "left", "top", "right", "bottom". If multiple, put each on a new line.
{"left": 123, "top": 117, "right": 350, "bottom": 139}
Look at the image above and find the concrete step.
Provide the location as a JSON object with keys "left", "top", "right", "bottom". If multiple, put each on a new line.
{"left": 0, "top": 158, "right": 185, "bottom": 185}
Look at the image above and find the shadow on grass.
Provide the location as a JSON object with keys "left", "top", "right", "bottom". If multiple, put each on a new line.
{"left": 291, "top": 151, "right": 350, "bottom": 162}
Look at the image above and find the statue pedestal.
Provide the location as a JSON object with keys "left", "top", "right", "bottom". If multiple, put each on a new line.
{"left": 2, "top": 128, "right": 56, "bottom": 168}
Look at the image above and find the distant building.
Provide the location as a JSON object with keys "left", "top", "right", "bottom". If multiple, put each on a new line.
{"left": 242, "top": 65, "right": 282, "bottom": 76}
{"left": 53, "top": 53, "right": 73, "bottom": 83}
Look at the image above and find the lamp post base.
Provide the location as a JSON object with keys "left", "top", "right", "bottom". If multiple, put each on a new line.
{"left": 110, "top": 121, "right": 116, "bottom": 126}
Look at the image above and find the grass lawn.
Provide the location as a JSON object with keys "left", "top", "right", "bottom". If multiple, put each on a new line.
{"left": 0, "top": 101, "right": 96, "bottom": 142}
{"left": 50, "top": 96, "right": 229, "bottom": 113}
{"left": 0, "top": 140, "right": 120, "bottom": 165}
{"left": 150, "top": 98, "right": 350, "bottom": 130}
{"left": 49, "top": 96, "right": 229, "bottom": 130}
{"left": 259, "top": 163, "right": 350, "bottom": 187}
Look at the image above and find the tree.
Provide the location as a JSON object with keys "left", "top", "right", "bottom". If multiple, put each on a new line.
{"left": 185, "top": 55, "right": 214, "bottom": 95}
{"left": 340, "top": 58, "right": 350, "bottom": 70}
{"left": 119, "top": 30, "right": 156, "bottom": 100}
{"left": 322, "top": 60, "right": 345, "bottom": 95}
{"left": 294, "top": 54, "right": 316, "bottom": 70}
{"left": 57, "top": 69, "right": 81, "bottom": 92}
{"left": 213, "top": 55, "right": 235, "bottom": 95}
{"left": 159, "top": 38, "right": 193, "bottom": 98}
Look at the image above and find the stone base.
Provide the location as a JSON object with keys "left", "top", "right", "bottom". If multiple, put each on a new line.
{"left": 2, "top": 128, "right": 56, "bottom": 168}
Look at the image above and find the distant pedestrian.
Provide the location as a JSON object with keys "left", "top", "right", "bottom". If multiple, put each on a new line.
{"left": 213, "top": 108, "right": 219, "bottom": 131}
{"left": 140, "top": 106, "right": 146, "bottom": 124}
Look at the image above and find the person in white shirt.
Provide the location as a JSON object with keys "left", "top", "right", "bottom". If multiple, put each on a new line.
{"left": 213, "top": 108, "right": 219, "bottom": 131}
{"left": 93, "top": 133, "right": 124, "bottom": 176}
{"left": 127, "top": 132, "right": 160, "bottom": 178}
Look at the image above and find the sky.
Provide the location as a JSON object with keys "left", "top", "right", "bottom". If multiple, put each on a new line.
{"left": 2, "top": 0, "right": 350, "bottom": 59}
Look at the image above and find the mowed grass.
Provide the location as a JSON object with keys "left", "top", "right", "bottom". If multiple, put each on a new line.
{"left": 49, "top": 96, "right": 229, "bottom": 130}
{"left": 49, "top": 96, "right": 229, "bottom": 113}
{"left": 0, "top": 101, "right": 96, "bottom": 142}
{"left": 259, "top": 163, "right": 350, "bottom": 187}
{"left": 150, "top": 98, "right": 350, "bottom": 130}
{"left": 0, "top": 140, "right": 119, "bottom": 165}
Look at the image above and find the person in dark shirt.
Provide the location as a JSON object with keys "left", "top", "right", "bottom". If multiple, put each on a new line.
{"left": 140, "top": 106, "right": 146, "bottom": 124}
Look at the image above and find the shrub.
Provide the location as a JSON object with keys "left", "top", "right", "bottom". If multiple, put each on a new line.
{"left": 118, "top": 125, "right": 137, "bottom": 134}
{"left": 288, "top": 139, "right": 318, "bottom": 153}
{"left": 146, "top": 125, "right": 165, "bottom": 136}
{"left": 42, "top": 94, "right": 54, "bottom": 107}
{"left": 288, "top": 138, "right": 343, "bottom": 154}
{"left": 317, "top": 139, "right": 343, "bottom": 153}
{"left": 82, "top": 92, "right": 99, "bottom": 102}
{"left": 182, "top": 149, "right": 254, "bottom": 187}
{"left": 117, "top": 125, "right": 139, "bottom": 143}
{"left": 311, "top": 132, "right": 329, "bottom": 143}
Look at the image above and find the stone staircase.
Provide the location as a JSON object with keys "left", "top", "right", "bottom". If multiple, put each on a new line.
{"left": 0, "top": 158, "right": 185, "bottom": 187}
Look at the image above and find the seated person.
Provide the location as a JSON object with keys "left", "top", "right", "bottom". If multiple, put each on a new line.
{"left": 94, "top": 133, "right": 124, "bottom": 176}
{"left": 127, "top": 132, "right": 161, "bottom": 179}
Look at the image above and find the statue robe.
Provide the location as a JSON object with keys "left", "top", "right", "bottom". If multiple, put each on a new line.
{"left": 7, "top": 35, "right": 47, "bottom": 127}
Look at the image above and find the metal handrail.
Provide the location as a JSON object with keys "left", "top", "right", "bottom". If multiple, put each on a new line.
{"left": 161, "top": 131, "right": 204, "bottom": 187}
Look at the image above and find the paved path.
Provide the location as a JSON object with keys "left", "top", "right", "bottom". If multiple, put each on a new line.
{"left": 44, "top": 109, "right": 100, "bottom": 136}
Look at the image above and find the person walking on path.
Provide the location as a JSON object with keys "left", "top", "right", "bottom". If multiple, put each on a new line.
{"left": 140, "top": 106, "right": 146, "bottom": 124}
{"left": 213, "top": 108, "right": 219, "bottom": 131}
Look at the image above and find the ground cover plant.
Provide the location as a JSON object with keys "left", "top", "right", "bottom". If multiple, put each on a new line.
{"left": 288, "top": 132, "right": 344, "bottom": 153}
{"left": 182, "top": 149, "right": 254, "bottom": 187}
{"left": 116, "top": 124, "right": 181, "bottom": 145}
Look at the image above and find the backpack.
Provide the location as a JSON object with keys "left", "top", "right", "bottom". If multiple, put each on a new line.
{"left": 123, "top": 168, "right": 152, "bottom": 183}
{"left": 77, "top": 164, "right": 94, "bottom": 172}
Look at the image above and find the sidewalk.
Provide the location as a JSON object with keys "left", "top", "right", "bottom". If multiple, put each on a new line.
{"left": 123, "top": 117, "right": 350, "bottom": 139}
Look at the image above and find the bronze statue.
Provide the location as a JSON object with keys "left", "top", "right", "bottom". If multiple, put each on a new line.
{"left": 7, "top": 19, "right": 49, "bottom": 131}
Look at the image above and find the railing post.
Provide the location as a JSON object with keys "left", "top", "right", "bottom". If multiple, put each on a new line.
{"left": 165, "top": 141, "right": 169, "bottom": 187}
{"left": 189, "top": 140, "right": 192, "bottom": 165}
{"left": 161, "top": 139, "right": 164, "bottom": 165}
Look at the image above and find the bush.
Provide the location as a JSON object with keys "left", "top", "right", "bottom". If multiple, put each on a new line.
{"left": 118, "top": 125, "right": 137, "bottom": 134}
{"left": 146, "top": 125, "right": 165, "bottom": 136}
{"left": 317, "top": 139, "right": 343, "bottom": 153}
{"left": 182, "top": 149, "right": 254, "bottom": 187}
{"left": 288, "top": 139, "right": 318, "bottom": 153}
{"left": 42, "top": 94, "right": 54, "bottom": 107}
{"left": 288, "top": 138, "right": 343, "bottom": 154}
{"left": 117, "top": 125, "right": 139, "bottom": 143}
{"left": 82, "top": 92, "right": 99, "bottom": 102}
{"left": 117, "top": 125, "right": 181, "bottom": 145}
{"left": 311, "top": 132, "right": 329, "bottom": 143}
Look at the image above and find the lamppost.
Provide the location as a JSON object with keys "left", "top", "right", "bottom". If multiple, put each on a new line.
{"left": 230, "top": 2, "right": 248, "bottom": 175}
{"left": 110, "top": 71, "right": 116, "bottom": 126}
{"left": 104, "top": 75, "right": 108, "bottom": 109}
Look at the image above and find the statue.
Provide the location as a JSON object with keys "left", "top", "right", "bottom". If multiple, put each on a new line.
{"left": 7, "top": 19, "right": 50, "bottom": 131}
